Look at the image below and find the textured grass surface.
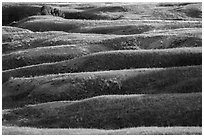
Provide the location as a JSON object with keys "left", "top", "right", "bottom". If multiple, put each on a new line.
{"left": 2, "top": 26, "right": 116, "bottom": 54}
{"left": 3, "top": 2, "right": 201, "bottom": 26}
{"left": 2, "top": 126, "right": 202, "bottom": 135}
{"left": 3, "top": 27, "right": 201, "bottom": 70}
{"left": 3, "top": 65, "right": 201, "bottom": 108}
{"left": 3, "top": 45, "right": 89, "bottom": 70}
{"left": 100, "top": 28, "right": 201, "bottom": 50}
{"left": 2, "top": 47, "right": 202, "bottom": 82}
{"left": 14, "top": 15, "right": 201, "bottom": 34}
{"left": 2, "top": 2, "right": 202, "bottom": 135}
{"left": 3, "top": 93, "right": 202, "bottom": 129}
{"left": 2, "top": 26, "right": 33, "bottom": 33}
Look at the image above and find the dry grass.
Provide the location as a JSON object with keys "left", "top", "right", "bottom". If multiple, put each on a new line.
{"left": 3, "top": 2, "right": 202, "bottom": 26}
{"left": 3, "top": 65, "right": 201, "bottom": 108}
{"left": 3, "top": 26, "right": 117, "bottom": 54}
{"left": 2, "top": 47, "right": 201, "bottom": 82}
{"left": 3, "top": 27, "right": 201, "bottom": 70}
{"left": 14, "top": 15, "right": 201, "bottom": 33}
{"left": 100, "top": 28, "right": 201, "bottom": 50}
{"left": 3, "top": 45, "right": 89, "bottom": 70}
{"left": 3, "top": 93, "right": 202, "bottom": 129}
{"left": 2, "top": 2, "right": 202, "bottom": 135}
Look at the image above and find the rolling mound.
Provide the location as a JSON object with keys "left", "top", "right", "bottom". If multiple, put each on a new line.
{"left": 2, "top": 47, "right": 202, "bottom": 82}
{"left": 177, "top": 3, "right": 202, "bottom": 18}
{"left": 3, "top": 93, "right": 202, "bottom": 129}
{"left": 3, "top": 65, "right": 201, "bottom": 108}
{"left": 63, "top": 3, "right": 202, "bottom": 20}
{"left": 2, "top": 26, "right": 33, "bottom": 34}
{"left": 3, "top": 2, "right": 201, "bottom": 26}
{"left": 100, "top": 28, "right": 201, "bottom": 50}
{"left": 2, "top": 27, "right": 117, "bottom": 54}
{"left": 13, "top": 15, "right": 154, "bottom": 34}
{"left": 13, "top": 15, "right": 202, "bottom": 34}
{"left": 3, "top": 44, "right": 94, "bottom": 70}
{"left": 3, "top": 27, "right": 201, "bottom": 70}
{"left": 2, "top": 2, "right": 202, "bottom": 135}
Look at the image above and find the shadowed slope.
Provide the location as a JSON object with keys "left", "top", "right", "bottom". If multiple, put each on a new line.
{"left": 3, "top": 45, "right": 91, "bottom": 70}
{"left": 2, "top": 47, "right": 202, "bottom": 82}
{"left": 2, "top": 3, "right": 41, "bottom": 26}
{"left": 3, "top": 65, "right": 201, "bottom": 108}
{"left": 100, "top": 28, "right": 201, "bottom": 50}
{"left": 3, "top": 93, "right": 202, "bottom": 129}
{"left": 3, "top": 27, "right": 201, "bottom": 70}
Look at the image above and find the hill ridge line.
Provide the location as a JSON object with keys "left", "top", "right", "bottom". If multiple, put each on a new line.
{"left": 3, "top": 47, "right": 202, "bottom": 72}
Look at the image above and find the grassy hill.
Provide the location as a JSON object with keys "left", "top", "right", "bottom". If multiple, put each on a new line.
{"left": 13, "top": 15, "right": 201, "bottom": 34}
{"left": 2, "top": 2, "right": 202, "bottom": 135}
{"left": 3, "top": 93, "right": 202, "bottom": 129}
{"left": 3, "top": 26, "right": 117, "bottom": 54}
{"left": 3, "top": 2, "right": 201, "bottom": 26}
{"left": 3, "top": 45, "right": 90, "bottom": 70}
{"left": 2, "top": 47, "right": 201, "bottom": 82}
{"left": 2, "top": 26, "right": 33, "bottom": 33}
{"left": 100, "top": 28, "right": 201, "bottom": 50}
{"left": 3, "top": 65, "right": 201, "bottom": 108}
{"left": 3, "top": 26, "right": 201, "bottom": 70}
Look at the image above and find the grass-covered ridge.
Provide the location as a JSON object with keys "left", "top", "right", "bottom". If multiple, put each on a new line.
{"left": 2, "top": 26, "right": 33, "bottom": 34}
{"left": 3, "top": 27, "right": 201, "bottom": 70}
{"left": 2, "top": 47, "right": 201, "bottom": 82}
{"left": 3, "top": 93, "right": 202, "bottom": 129}
{"left": 3, "top": 65, "right": 201, "bottom": 108}
{"left": 2, "top": 2, "right": 202, "bottom": 135}
{"left": 3, "top": 2, "right": 201, "bottom": 26}
{"left": 13, "top": 15, "right": 202, "bottom": 34}
{"left": 3, "top": 45, "right": 89, "bottom": 70}
{"left": 2, "top": 26, "right": 117, "bottom": 54}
